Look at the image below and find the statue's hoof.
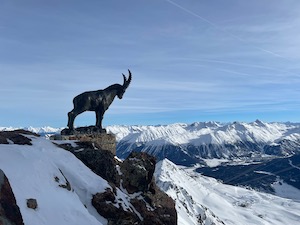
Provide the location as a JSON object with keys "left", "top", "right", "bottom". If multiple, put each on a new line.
{"left": 61, "top": 128, "right": 74, "bottom": 135}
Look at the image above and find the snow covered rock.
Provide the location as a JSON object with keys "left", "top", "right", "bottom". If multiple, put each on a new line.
{"left": 0, "top": 130, "right": 39, "bottom": 145}
{"left": 120, "top": 152, "right": 156, "bottom": 193}
{"left": 57, "top": 140, "right": 118, "bottom": 184}
{"left": 0, "top": 130, "right": 177, "bottom": 225}
{"left": 90, "top": 151, "right": 177, "bottom": 225}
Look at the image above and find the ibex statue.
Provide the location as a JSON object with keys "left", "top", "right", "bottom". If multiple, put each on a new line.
{"left": 67, "top": 70, "right": 132, "bottom": 131}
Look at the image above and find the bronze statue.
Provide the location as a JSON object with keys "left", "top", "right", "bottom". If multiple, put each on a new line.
{"left": 65, "top": 70, "right": 132, "bottom": 133}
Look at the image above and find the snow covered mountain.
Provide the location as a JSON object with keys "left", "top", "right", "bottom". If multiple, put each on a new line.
{"left": 107, "top": 121, "right": 300, "bottom": 165}
{"left": 2, "top": 121, "right": 300, "bottom": 166}
{"left": 1, "top": 129, "right": 300, "bottom": 225}
{"left": 155, "top": 159, "right": 300, "bottom": 225}
{"left": 2, "top": 121, "right": 300, "bottom": 194}
{"left": 0, "top": 130, "right": 176, "bottom": 225}
{"left": 107, "top": 121, "right": 300, "bottom": 194}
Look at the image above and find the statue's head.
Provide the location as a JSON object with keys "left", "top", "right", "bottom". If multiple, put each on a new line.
{"left": 117, "top": 70, "right": 132, "bottom": 99}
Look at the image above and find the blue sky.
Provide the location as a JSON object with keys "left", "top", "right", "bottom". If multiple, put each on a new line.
{"left": 1, "top": 0, "right": 300, "bottom": 127}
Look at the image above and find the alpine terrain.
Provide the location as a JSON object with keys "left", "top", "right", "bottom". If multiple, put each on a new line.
{"left": 1, "top": 120, "right": 300, "bottom": 224}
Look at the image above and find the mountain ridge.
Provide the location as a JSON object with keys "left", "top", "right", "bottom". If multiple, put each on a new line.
{"left": 2, "top": 121, "right": 300, "bottom": 166}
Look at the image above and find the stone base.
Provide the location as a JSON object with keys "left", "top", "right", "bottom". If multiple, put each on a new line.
{"left": 51, "top": 132, "right": 116, "bottom": 155}
{"left": 61, "top": 126, "right": 106, "bottom": 135}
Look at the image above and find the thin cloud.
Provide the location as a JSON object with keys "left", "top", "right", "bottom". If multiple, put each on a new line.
{"left": 163, "top": 0, "right": 294, "bottom": 61}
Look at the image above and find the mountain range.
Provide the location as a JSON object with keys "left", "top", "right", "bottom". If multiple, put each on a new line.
{"left": 107, "top": 120, "right": 300, "bottom": 165}
{"left": 2, "top": 121, "right": 300, "bottom": 193}
{"left": 4, "top": 120, "right": 299, "bottom": 165}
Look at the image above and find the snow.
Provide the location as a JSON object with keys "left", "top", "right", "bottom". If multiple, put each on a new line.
{"left": 202, "top": 158, "right": 230, "bottom": 167}
{"left": 107, "top": 121, "right": 300, "bottom": 147}
{"left": 2, "top": 121, "right": 300, "bottom": 149}
{"left": 155, "top": 159, "right": 300, "bottom": 225}
{"left": 0, "top": 134, "right": 109, "bottom": 225}
{"left": 272, "top": 180, "right": 300, "bottom": 202}
{"left": 1, "top": 128, "right": 300, "bottom": 225}
{"left": 0, "top": 126, "right": 61, "bottom": 133}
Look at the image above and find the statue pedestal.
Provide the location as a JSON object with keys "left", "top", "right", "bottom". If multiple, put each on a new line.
{"left": 51, "top": 132, "right": 116, "bottom": 155}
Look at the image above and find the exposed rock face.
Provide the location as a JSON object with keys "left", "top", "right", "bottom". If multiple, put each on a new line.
{"left": 121, "top": 152, "right": 156, "bottom": 194}
{"left": 52, "top": 132, "right": 116, "bottom": 155}
{"left": 57, "top": 141, "right": 117, "bottom": 184}
{"left": 0, "top": 169, "right": 24, "bottom": 225}
{"left": 0, "top": 130, "right": 39, "bottom": 145}
{"left": 92, "top": 188, "right": 140, "bottom": 225}
{"left": 74, "top": 148, "right": 117, "bottom": 184}
{"left": 56, "top": 136, "right": 177, "bottom": 224}
{"left": 92, "top": 152, "right": 177, "bottom": 225}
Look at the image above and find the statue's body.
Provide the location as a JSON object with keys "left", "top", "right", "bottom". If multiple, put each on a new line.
{"left": 66, "top": 70, "right": 132, "bottom": 133}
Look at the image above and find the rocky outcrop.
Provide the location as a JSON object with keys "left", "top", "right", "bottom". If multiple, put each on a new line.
{"left": 92, "top": 152, "right": 177, "bottom": 225}
{"left": 57, "top": 141, "right": 117, "bottom": 184}
{"left": 58, "top": 140, "right": 177, "bottom": 225}
{"left": 53, "top": 129, "right": 178, "bottom": 225}
{"left": 0, "top": 169, "right": 24, "bottom": 225}
{"left": 51, "top": 131, "right": 116, "bottom": 155}
{"left": 0, "top": 130, "right": 39, "bottom": 145}
{"left": 120, "top": 152, "right": 156, "bottom": 194}
{"left": 92, "top": 188, "right": 140, "bottom": 225}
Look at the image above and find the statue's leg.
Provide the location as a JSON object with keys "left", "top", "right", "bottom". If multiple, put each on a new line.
{"left": 67, "top": 111, "right": 75, "bottom": 130}
{"left": 68, "top": 109, "right": 83, "bottom": 130}
{"left": 95, "top": 111, "right": 104, "bottom": 129}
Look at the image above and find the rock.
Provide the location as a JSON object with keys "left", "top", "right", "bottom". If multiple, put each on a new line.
{"left": 0, "top": 169, "right": 24, "bottom": 225}
{"left": 58, "top": 141, "right": 118, "bottom": 184}
{"left": 56, "top": 140, "right": 177, "bottom": 225}
{"left": 92, "top": 188, "right": 139, "bottom": 225}
{"left": 120, "top": 152, "right": 156, "bottom": 193}
{"left": 26, "top": 199, "right": 38, "bottom": 210}
{"left": 61, "top": 126, "right": 106, "bottom": 135}
{"left": 0, "top": 130, "right": 39, "bottom": 145}
{"left": 52, "top": 132, "right": 116, "bottom": 155}
{"left": 92, "top": 152, "right": 177, "bottom": 225}
{"left": 142, "top": 184, "right": 177, "bottom": 225}
{"left": 74, "top": 148, "right": 117, "bottom": 184}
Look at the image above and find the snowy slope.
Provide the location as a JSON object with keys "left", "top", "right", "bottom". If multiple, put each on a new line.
{"left": 155, "top": 159, "right": 300, "bottom": 225}
{"left": 0, "top": 134, "right": 110, "bottom": 225}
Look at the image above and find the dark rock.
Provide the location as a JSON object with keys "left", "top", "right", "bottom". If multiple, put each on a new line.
{"left": 61, "top": 126, "right": 106, "bottom": 135}
{"left": 0, "top": 130, "right": 39, "bottom": 145}
{"left": 58, "top": 169, "right": 72, "bottom": 191}
{"left": 120, "top": 152, "right": 177, "bottom": 225}
{"left": 26, "top": 199, "right": 38, "bottom": 210}
{"left": 92, "top": 188, "right": 139, "bottom": 225}
{"left": 0, "top": 169, "right": 24, "bottom": 225}
{"left": 52, "top": 133, "right": 116, "bottom": 155}
{"left": 120, "top": 152, "right": 156, "bottom": 193}
{"left": 73, "top": 147, "right": 117, "bottom": 184}
{"left": 144, "top": 184, "right": 177, "bottom": 225}
{"left": 57, "top": 143, "right": 177, "bottom": 225}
